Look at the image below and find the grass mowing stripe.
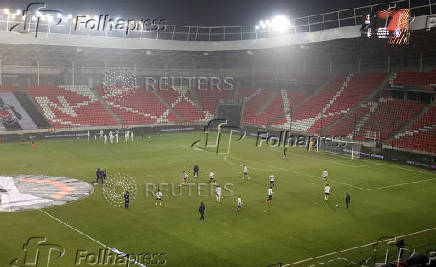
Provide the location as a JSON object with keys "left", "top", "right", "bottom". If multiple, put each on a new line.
{"left": 290, "top": 226, "right": 436, "bottom": 265}
{"left": 39, "top": 210, "right": 146, "bottom": 267}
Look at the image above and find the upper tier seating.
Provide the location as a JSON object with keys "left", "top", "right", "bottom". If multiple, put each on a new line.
{"left": 158, "top": 88, "right": 211, "bottom": 122}
{"left": 241, "top": 89, "right": 275, "bottom": 125}
{"left": 0, "top": 86, "right": 19, "bottom": 92}
{"left": 28, "top": 85, "right": 118, "bottom": 127}
{"left": 391, "top": 70, "right": 436, "bottom": 91}
{"left": 389, "top": 106, "right": 436, "bottom": 153}
{"left": 354, "top": 98, "right": 424, "bottom": 141}
{"left": 195, "top": 88, "right": 233, "bottom": 115}
{"left": 95, "top": 86, "right": 179, "bottom": 124}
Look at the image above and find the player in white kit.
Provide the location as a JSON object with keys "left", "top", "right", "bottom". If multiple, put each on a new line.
{"left": 324, "top": 184, "right": 331, "bottom": 200}
{"left": 125, "top": 130, "right": 129, "bottom": 143}
{"left": 322, "top": 169, "right": 328, "bottom": 182}
{"left": 216, "top": 184, "right": 222, "bottom": 202}
{"left": 243, "top": 165, "right": 249, "bottom": 180}
{"left": 155, "top": 189, "right": 163, "bottom": 206}
{"left": 104, "top": 134, "right": 107, "bottom": 144}
{"left": 237, "top": 196, "right": 243, "bottom": 212}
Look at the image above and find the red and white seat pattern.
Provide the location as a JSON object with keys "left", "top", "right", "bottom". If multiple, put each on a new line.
{"left": 95, "top": 86, "right": 179, "bottom": 124}
{"left": 272, "top": 89, "right": 306, "bottom": 128}
{"left": 352, "top": 98, "right": 424, "bottom": 141}
{"left": 389, "top": 106, "right": 436, "bottom": 153}
{"left": 274, "top": 74, "right": 351, "bottom": 132}
{"left": 391, "top": 70, "right": 436, "bottom": 91}
{"left": 158, "top": 87, "right": 212, "bottom": 122}
{"left": 195, "top": 88, "right": 233, "bottom": 115}
{"left": 0, "top": 86, "right": 19, "bottom": 92}
{"left": 28, "top": 85, "right": 117, "bottom": 127}
{"left": 242, "top": 89, "right": 276, "bottom": 125}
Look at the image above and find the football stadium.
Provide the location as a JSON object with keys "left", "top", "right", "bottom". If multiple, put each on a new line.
{"left": 0, "top": 0, "right": 436, "bottom": 266}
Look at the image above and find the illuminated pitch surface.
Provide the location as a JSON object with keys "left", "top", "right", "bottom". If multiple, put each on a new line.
{"left": 0, "top": 175, "right": 93, "bottom": 212}
{"left": 0, "top": 132, "right": 435, "bottom": 266}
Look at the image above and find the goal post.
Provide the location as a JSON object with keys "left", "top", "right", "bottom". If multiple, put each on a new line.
{"left": 317, "top": 136, "right": 362, "bottom": 160}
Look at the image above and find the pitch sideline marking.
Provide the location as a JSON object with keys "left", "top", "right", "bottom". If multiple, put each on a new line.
{"left": 39, "top": 209, "right": 146, "bottom": 267}
{"left": 289, "top": 227, "right": 436, "bottom": 265}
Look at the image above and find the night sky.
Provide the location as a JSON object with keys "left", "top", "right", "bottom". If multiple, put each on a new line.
{"left": 1, "top": 0, "right": 388, "bottom": 26}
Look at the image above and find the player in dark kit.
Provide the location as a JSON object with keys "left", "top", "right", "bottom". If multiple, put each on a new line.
{"left": 283, "top": 147, "right": 288, "bottom": 160}
{"left": 124, "top": 191, "right": 130, "bottom": 209}
{"left": 345, "top": 193, "right": 351, "bottom": 209}
{"left": 193, "top": 165, "right": 199, "bottom": 178}
{"left": 199, "top": 202, "right": 205, "bottom": 221}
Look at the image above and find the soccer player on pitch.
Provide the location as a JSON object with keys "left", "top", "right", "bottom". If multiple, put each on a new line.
{"left": 193, "top": 164, "right": 199, "bottom": 178}
{"left": 345, "top": 193, "right": 351, "bottom": 209}
{"left": 237, "top": 195, "right": 243, "bottom": 212}
{"left": 324, "top": 184, "right": 331, "bottom": 201}
{"left": 266, "top": 186, "right": 273, "bottom": 204}
{"left": 183, "top": 170, "right": 188, "bottom": 184}
{"left": 216, "top": 184, "right": 222, "bottom": 202}
{"left": 283, "top": 147, "right": 288, "bottom": 160}
{"left": 243, "top": 165, "right": 249, "bottom": 180}
{"left": 199, "top": 202, "right": 205, "bottom": 221}
{"left": 269, "top": 174, "right": 275, "bottom": 187}
{"left": 155, "top": 188, "right": 163, "bottom": 206}
{"left": 322, "top": 169, "right": 328, "bottom": 183}
{"left": 124, "top": 191, "right": 130, "bottom": 209}
{"left": 209, "top": 170, "right": 215, "bottom": 183}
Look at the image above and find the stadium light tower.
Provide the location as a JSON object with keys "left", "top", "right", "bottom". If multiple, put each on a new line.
{"left": 255, "top": 15, "right": 291, "bottom": 33}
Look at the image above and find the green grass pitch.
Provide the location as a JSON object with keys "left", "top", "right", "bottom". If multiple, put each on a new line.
{"left": 1, "top": 131, "right": 436, "bottom": 267}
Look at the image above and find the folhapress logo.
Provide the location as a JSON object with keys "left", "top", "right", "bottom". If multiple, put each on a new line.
{"left": 10, "top": 237, "right": 65, "bottom": 267}
{"left": 191, "top": 119, "right": 246, "bottom": 155}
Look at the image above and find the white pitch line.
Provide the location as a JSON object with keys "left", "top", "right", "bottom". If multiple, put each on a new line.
{"left": 315, "top": 252, "right": 337, "bottom": 259}
{"left": 292, "top": 258, "right": 313, "bottom": 264}
{"left": 377, "top": 183, "right": 409, "bottom": 190}
{"left": 290, "top": 226, "right": 436, "bottom": 265}
{"left": 340, "top": 247, "right": 359, "bottom": 253}
{"left": 39, "top": 210, "right": 146, "bottom": 267}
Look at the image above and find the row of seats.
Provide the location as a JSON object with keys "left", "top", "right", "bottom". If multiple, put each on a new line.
{"left": 27, "top": 86, "right": 118, "bottom": 127}
{"left": 391, "top": 70, "right": 436, "bottom": 91}
{"left": 354, "top": 98, "right": 424, "bottom": 141}
{"left": 389, "top": 106, "right": 436, "bottom": 153}
{"left": 95, "top": 86, "right": 179, "bottom": 124}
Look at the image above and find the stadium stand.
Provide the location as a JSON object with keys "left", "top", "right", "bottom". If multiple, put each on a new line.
{"left": 390, "top": 106, "right": 436, "bottom": 153}
{"left": 353, "top": 98, "right": 424, "bottom": 141}
{"left": 195, "top": 88, "right": 233, "bottom": 115}
{"left": 158, "top": 88, "right": 212, "bottom": 122}
{"left": 242, "top": 89, "right": 276, "bottom": 125}
{"left": 28, "top": 85, "right": 118, "bottom": 127}
{"left": 309, "top": 73, "right": 387, "bottom": 133}
{"left": 95, "top": 86, "right": 180, "bottom": 125}
{"left": 391, "top": 70, "right": 436, "bottom": 91}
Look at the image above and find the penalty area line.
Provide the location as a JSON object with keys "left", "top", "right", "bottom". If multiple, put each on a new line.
{"left": 39, "top": 209, "right": 146, "bottom": 267}
{"left": 289, "top": 226, "right": 436, "bottom": 265}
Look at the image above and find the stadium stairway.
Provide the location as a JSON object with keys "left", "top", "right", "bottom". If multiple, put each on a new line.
{"left": 256, "top": 90, "right": 279, "bottom": 115}
{"left": 188, "top": 88, "right": 204, "bottom": 112}
{"left": 385, "top": 101, "right": 435, "bottom": 142}
{"left": 322, "top": 72, "right": 391, "bottom": 135}
{"left": 268, "top": 74, "right": 337, "bottom": 128}
{"left": 151, "top": 89, "right": 185, "bottom": 123}
{"left": 91, "top": 88, "right": 123, "bottom": 125}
